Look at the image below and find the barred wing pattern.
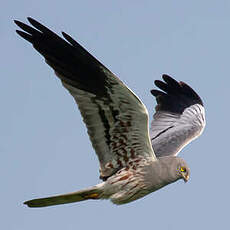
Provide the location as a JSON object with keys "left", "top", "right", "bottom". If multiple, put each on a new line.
{"left": 150, "top": 75, "right": 205, "bottom": 157}
{"left": 15, "top": 18, "right": 156, "bottom": 180}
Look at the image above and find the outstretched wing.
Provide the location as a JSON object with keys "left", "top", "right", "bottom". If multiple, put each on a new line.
{"left": 14, "top": 18, "right": 156, "bottom": 180}
{"left": 150, "top": 75, "right": 205, "bottom": 157}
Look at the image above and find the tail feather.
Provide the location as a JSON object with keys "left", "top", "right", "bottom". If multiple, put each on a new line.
{"left": 24, "top": 186, "right": 103, "bottom": 208}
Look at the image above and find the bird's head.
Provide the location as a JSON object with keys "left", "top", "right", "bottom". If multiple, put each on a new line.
{"left": 157, "top": 156, "right": 190, "bottom": 183}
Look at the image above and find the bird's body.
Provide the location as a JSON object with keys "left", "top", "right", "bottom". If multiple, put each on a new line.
{"left": 14, "top": 18, "right": 205, "bottom": 207}
{"left": 24, "top": 156, "right": 189, "bottom": 206}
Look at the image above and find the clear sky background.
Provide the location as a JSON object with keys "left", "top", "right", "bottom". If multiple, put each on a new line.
{"left": 2, "top": 1, "right": 229, "bottom": 229}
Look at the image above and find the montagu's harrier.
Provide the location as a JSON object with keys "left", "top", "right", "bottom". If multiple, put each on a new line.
{"left": 14, "top": 18, "right": 205, "bottom": 207}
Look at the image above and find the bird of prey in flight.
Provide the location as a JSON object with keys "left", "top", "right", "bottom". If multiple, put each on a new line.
{"left": 14, "top": 18, "right": 205, "bottom": 207}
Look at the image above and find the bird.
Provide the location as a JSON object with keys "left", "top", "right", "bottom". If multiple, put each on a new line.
{"left": 14, "top": 17, "right": 205, "bottom": 207}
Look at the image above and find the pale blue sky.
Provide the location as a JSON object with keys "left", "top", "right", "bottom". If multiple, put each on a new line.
{"left": 2, "top": 1, "right": 229, "bottom": 229}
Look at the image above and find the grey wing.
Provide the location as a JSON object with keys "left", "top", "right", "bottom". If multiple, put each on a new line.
{"left": 150, "top": 75, "right": 205, "bottom": 157}
{"left": 14, "top": 18, "right": 156, "bottom": 180}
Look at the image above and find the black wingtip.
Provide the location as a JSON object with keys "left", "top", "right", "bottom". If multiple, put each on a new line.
{"left": 27, "top": 17, "right": 41, "bottom": 28}
{"left": 14, "top": 19, "right": 26, "bottom": 28}
{"left": 154, "top": 79, "right": 163, "bottom": 87}
{"left": 27, "top": 17, "right": 36, "bottom": 24}
{"left": 150, "top": 89, "right": 157, "bottom": 96}
{"left": 151, "top": 74, "right": 204, "bottom": 113}
{"left": 162, "top": 74, "right": 172, "bottom": 81}
{"left": 150, "top": 89, "right": 165, "bottom": 97}
{"left": 23, "top": 200, "right": 29, "bottom": 207}
{"left": 180, "top": 81, "right": 204, "bottom": 106}
{"left": 162, "top": 74, "right": 181, "bottom": 89}
{"left": 15, "top": 30, "right": 33, "bottom": 43}
{"left": 62, "top": 31, "right": 77, "bottom": 46}
{"left": 24, "top": 200, "right": 36, "bottom": 208}
{"left": 14, "top": 19, "right": 20, "bottom": 25}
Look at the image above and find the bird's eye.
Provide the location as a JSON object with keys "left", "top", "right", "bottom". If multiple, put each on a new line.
{"left": 180, "top": 167, "right": 186, "bottom": 172}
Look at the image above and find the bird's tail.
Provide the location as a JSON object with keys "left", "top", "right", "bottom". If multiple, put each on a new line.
{"left": 24, "top": 184, "right": 104, "bottom": 208}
